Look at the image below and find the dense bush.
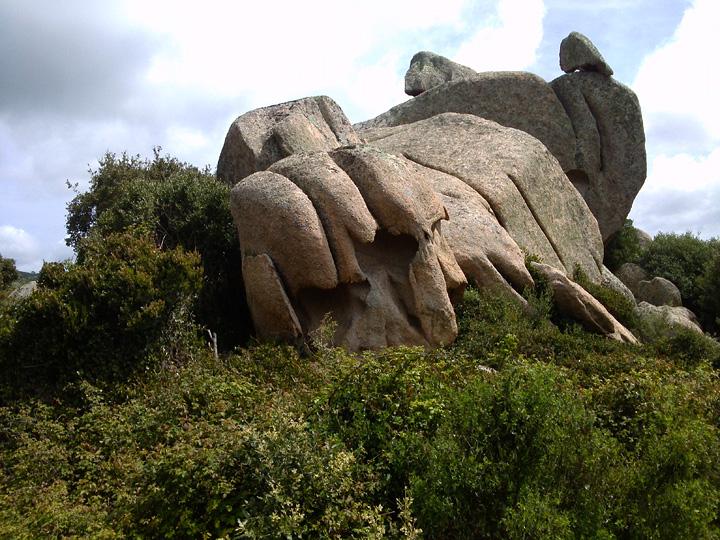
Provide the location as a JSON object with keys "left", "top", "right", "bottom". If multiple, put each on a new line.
{"left": 0, "top": 231, "right": 202, "bottom": 394}
{"left": 604, "top": 218, "right": 644, "bottom": 271}
{"left": 66, "top": 149, "right": 248, "bottom": 348}
{"left": 1, "top": 284, "right": 719, "bottom": 537}
{"left": 699, "top": 250, "right": 720, "bottom": 332}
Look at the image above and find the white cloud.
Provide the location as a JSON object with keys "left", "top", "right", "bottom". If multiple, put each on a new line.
{"left": 633, "top": 0, "right": 720, "bottom": 145}
{"left": 630, "top": 0, "right": 720, "bottom": 237}
{"left": 454, "top": 0, "right": 546, "bottom": 71}
{"left": 0, "top": 0, "right": 549, "bottom": 270}
{"left": 631, "top": 149, "right": 720, "bottom": 238}
{"left": 0, "top": 226, "right": 39, "bottom": 270}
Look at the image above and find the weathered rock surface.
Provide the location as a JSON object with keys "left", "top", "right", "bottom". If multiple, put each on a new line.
{"left": 8, "top": 281, "right": 37, "bottom": 300}
{"left": 551, "top": 72, "right": 646, "bottom": 240}
{"left": 600, "top": 265, "right": 636, "bottom": 305}
{"left": 636, "top": 276, "right": 682, "bottom": 307}
{"left": 217, "top": 96, "right": 360, "bottom": 185}
{"left": 356, "top": 72, "right": 576, "bottom": 171}
{"left": 615, "top": 262, "right": 648, "bottom": 296}
{"left": 224, "top": 33, "right": 649, "bottom": 350}
{"left": 404, "top": 51, "right": 477, "bottom": 96}
{"left": 242, "top": 254, "right": 303, "bottom": 342}
{"left": 634, "top": 228, "right": 653, "bottom": 249}
{"left": 269, "top": 152, "right": 378, "bottom": 284}
{"left": 635, "top": 302, "right": 703, "bottom": 339}
{"left": 231, "top": 149, "right": 465, "bottom": 350}
{"left": 367, "top": 113, "right": 604, "bottom": 282}
{"left": 530, "top": 262, "right": 638, "bottom": 344}
{"left": 560, "top": 31, "right": 613, "bottom": 76}
{"left": 230, "top": 171, "right": 338, "bottom": 294}
{"left": 228, "top": 111, "right": 625, "bottom": 349}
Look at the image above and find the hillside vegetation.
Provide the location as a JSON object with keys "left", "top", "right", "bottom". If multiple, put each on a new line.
{"left": 1, "top": 151, "right": 719, "bottom": 538}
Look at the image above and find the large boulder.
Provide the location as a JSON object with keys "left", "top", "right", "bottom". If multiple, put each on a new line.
{"left": 615, "top": 262, "right": 648, "bottom": 296}
{"left": 560, "top": 31, "right": 613, "bottom": 76}
{"left": 530, "top": 262, "right": 637, "bottom": 344}
{"left": 404, "top": 51, "right": 477, "bottom": 96}
{"left": 230, "top": 149, "right": 465, "bottom": 351}
{"left": 636, "top": 276, "right": 682, "bottom": 307}
{"left": 635, "top": 302, "right": 703, "bottom": 339}
{"left": 217, "top": 96, "right": 360, "bottom": 185}
{"left": 355, "top": 72, "right": 576, "bottom": 172}
{"left": 550, "top": 72, "right": 646, "bottom": 240}
{"left": 366, "top": 113, "right": 604, "bottom": 283}
{"left": 8, "top": 280, "right": 37, "bottom": 300}
{"left": 227, "top": 107, "right": 631, "bottom": 349}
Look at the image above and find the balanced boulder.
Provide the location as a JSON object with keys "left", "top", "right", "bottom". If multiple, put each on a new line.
{"left": 560, "top": 31, "right": 613, "bottom": 76}
{"left": 404, "top": 51, "right": 477, "bottom": 96}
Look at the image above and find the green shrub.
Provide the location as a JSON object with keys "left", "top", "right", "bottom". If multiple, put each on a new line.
{"left": 0, "top": 231, "right": 202, "bottom": 394}
{"left": 0, "top": 351, "right": 395, "bottom": 539}
{"left": 66, "top": 149, "right": 248, "bottom": 348}
{"left": 409, "top": 361, "right": 624, "bottom": 539}
{"left": 699, "top": 250, "right": 720, "bottom": 333}
{"left": 0, "top": 254, "right": 17, "bottom": 291}
{"left": 604, "top": 219, "right": 644, "bottom": 271}
{"left": 453, "top": 286, "right": 623, "bottom": 372}
{"left": 574, "top": 266, "right": 639, "bottom": 330}
{"left": 639, "top": 232, "right": 719, "bottom": 329}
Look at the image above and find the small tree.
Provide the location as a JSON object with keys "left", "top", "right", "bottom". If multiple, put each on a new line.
{"left": 66, "top": 148, "right": 249, "bottom": 348}
{"left": 0, "top": 231, "right": 202, "bottom": 390}
{"left": 0, "top": 254, "right": 18, "bottom": 290}
{"left": 604, "top": 219, "right": 643, "bottom": 271}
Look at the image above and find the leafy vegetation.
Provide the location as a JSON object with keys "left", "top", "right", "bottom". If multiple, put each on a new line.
{"left": 0, "top": 254, "right": 18, "bottom": 292}
{"left": 2, "top": 284, "right": 719, "bottom": 538}
{"left": 604, "top": 218, "right": 644, "bottom": 271}
{"left": 1, "top": 150, "right": 719, "bottom": 537}
{"left": 66, "top": 148, "right": 249, "bottom": 348}
{"left": 0, "top": 231, "right": 202, "bottom": 398}
{"left": 604, "top": 222, "right": 720, "bottom": 335}
{"left": 638, "top": 232, "right": 720, "bottom": 333}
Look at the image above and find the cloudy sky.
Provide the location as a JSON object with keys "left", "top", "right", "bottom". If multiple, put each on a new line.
{"left": 1, "top": 0, "right": 717, "bottom": 271}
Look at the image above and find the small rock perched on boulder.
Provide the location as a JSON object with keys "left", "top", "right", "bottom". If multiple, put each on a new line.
{"left": 404, "top": 51, "right": 478, "bottom": 96}
{"left": 560, "top": 31, "right": 614, "bottom": 76}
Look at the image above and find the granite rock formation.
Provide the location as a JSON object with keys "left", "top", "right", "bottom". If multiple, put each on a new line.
{"left": 635, "top": 302, "right": 703, "bottom": 339}
{"left": 636, "top": 276, "right": 682, "bottom": 307}
{"left": 530, "top": 262, "right": 637, "bottom": 344}
{"left": 404, "top": 51, "right": 478, "bottom": 96}
{"left": 358, "top": 33, "right": 646, "bottom": 241}
{"left": 219, "top": 32, "right": 646, "bottom": 350}
{"left": 559, "top": 31, "right": 613, "bottom": 76}
{"left": 217, "top": 96, "right": 360, "bottom": 185}
{"left": 550, "top": 72, "right": 646, "bottom": 240}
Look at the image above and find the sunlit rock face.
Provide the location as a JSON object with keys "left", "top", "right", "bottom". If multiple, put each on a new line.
{"left": 218, "top": 32, "right": 645, "bottom": 348}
